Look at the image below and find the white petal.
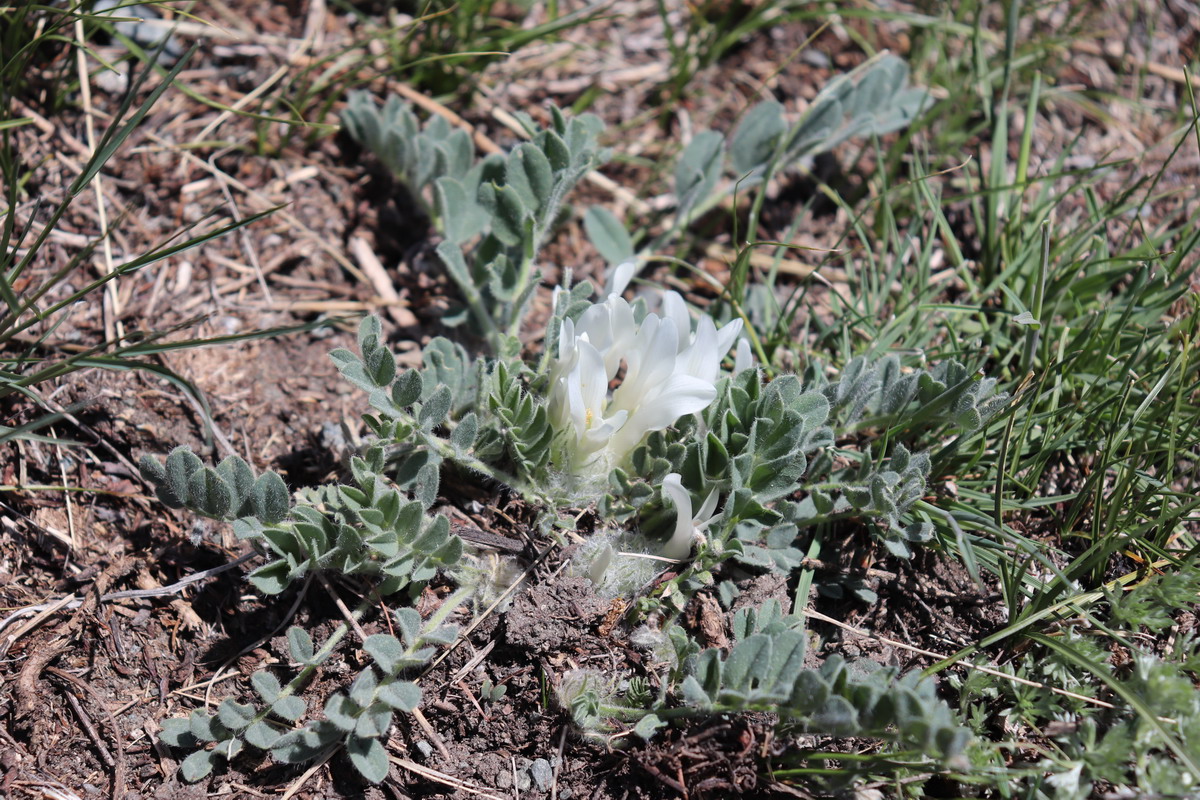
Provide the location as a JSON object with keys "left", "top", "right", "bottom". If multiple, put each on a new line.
{"left": 714, "top": 318, "right": 744, "bottom": 358}
{"left": 660, "top": 474, "right": 694, "bottom": 561}
{"left": 557, "top": 317, "right": 576, "bottom": 361}
{"left": 612, "top": 317, "right": 678, "bottom": 414}
{"left": 576, "top": 339, "right": 609, "bottom": 429}
{"left": 696, "top": 489, "right": 719, "bottom": 524}
{"left": 609, "top": 375, "right": 716, "bottom": 460}
{"left": 661, "top": 291, "right": 691, "bottom": 350}
{"left": 679, "top": 315, "right": 720, "bottom": 382}
{"left": 589, "top": 543, "right": 614, "bottom": 584}
{"left": 605, "top": 260, "right": 636, "bottom": 297}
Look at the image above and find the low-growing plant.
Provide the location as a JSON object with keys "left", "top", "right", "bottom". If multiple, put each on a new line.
{"left": 148, "top": 60, "right": 995, "bottom": 787}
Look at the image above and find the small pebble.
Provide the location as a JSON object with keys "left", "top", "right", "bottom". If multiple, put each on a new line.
{"left": 530, "top": 758, "right": 553, "bottom": 791}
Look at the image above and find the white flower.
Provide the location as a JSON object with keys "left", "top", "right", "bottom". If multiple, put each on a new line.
{"left": 660, "top": 473, "right": 718, "bottom": 561}
{"left": 548, "top": 263, "right": 742, "bottom": 474}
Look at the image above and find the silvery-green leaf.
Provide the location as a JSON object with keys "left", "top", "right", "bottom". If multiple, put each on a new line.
{"left": 450, "top": 412, "right": 477, "bottom": 454}
{"left": 489, "top": 183, "right": 528, "bottom": 246}
{"left": 418, "top": 385, "right": 452, "bottom": 430}
{"left": 272, "top": 695, "right": 306, "bottom": 722}
{"left": 355, "top": 707, "right": 393, "bottom": 739}
{"left": 392, "top": 369, "right": 423, "bottom": 408}
{"left": 165, "top": 447, "right": 202, "bottom": 509}
{"left": 187, "top": 467, "right": 231, "bottom": 519}
{"left": 363, "top": 634, "right": 405, "bottom": 675}
{"left": 787, "top": 96, "right": 842, "bottom": 158}
{"left": 330, "top": 348, "right": 374, "bottom": 392}
{"left": 436, "top": 177, "right": 486, "bottom": 244}
{"left": 324, "top": 693, "right": 360, "bottom": 732}
{"left": 251, "top": 670, "right": 281, "bottom": 704}
{"left": 138, "top": 453, "right": 168, "bottom": 491}
{"left": 377, "top": 680, "right": 421, "bottom": 712}
{"left": 216, "top": 456, "right": 255, "bottom": 517}
{"left": 365, "top": 341, "right": 396, "bottom": 387}
{"left": 180, "top": 748, "right": 216, "bottom": 782}
{"left": 271, "top": 722, "right": 339, "bottom": 763}
{"left": 675, "top": 130, "right": 724, "bottom": 224}
{"left": 244, "top": 720, "right": 278, "bottom": 750}
{"left": 348, "top": 736, "right": 390, "bottom": 784}
{"left": 158, "top": 716, "right": 196, "bottom": 748}
{"left": 813, "top": 695, "right": 860, "bottom": 735}
{"left": 633, "top": 713, "right": 665, "bottom": 741}
{"left": 731, "top": 101, "right": 786, "bottom": 175}
{"left": 248, "top": 559, "right": 290, "bottom": 595}
{"left": 394, "top": 607, "right": 422, "bottom": 646}
{"left": 349, "top": 668, "right": 379, "bottom": 708}
{"left": 217, "top": 699, "right": 256, "bottom": 731}
{"left": 506, "top": 143, "right": 553, "bottom": 215}
{"left": 539, "top": 129, "right": 570, "bottom": 171}
{"left": 188, "top": 710, "right": 224, "bottom": 743}
{"left": 583, "top": 206, "right": 634, "bottom": 265}
{"left": 723, "top": 634, "right": 773, "bottom": 695}
{"left": 681, "top": 675, "right": 711, "bottom": 708}
{"left": 252, "top": 471, "right": 289, "bottom": 524}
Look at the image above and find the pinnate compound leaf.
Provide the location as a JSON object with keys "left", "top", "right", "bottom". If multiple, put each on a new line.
{"left": 348, "top": 736, "right": 390, "bottom": 784}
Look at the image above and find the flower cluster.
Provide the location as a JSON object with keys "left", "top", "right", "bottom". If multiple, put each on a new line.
{"left": 548, "top": 263, "right": 743, "bottom": 478}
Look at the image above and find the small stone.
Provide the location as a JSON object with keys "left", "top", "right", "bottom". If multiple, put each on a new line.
{"left": 530, "top": 758, "right": 553, "bottom": 791}
{"left": 415, "top": 740, "right": 433, "bottom": 759}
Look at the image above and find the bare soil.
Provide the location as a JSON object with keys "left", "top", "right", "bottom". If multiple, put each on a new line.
{"left": 1, "top": 1, "right": 1196, "bottom": 799}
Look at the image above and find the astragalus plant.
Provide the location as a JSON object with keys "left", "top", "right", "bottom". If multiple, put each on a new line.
{"left": 149, "top": 69, "right": 1005, "bottom": 786}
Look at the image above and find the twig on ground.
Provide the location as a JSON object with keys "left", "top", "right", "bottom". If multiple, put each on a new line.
{"left": 278, "top": 744, "right": 338, "bottom": 800}
{"left": 349, "top": 236, "right": 418, "bottom": 327}
{"left": 390, "top": 757, "right": 506, "bottom": 800}
{"left": 48, "top": 666, "right": 127, "bottom": 799}
{"left": 0, "top": 552, "right": 256, "bottom": 641}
